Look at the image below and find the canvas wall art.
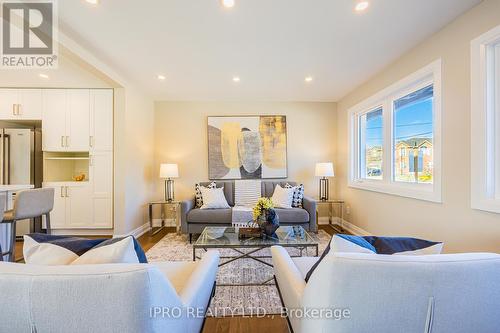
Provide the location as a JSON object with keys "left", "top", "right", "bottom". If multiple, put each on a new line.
{"left": 208, "top": 116, "right": 287, "bottom": 179}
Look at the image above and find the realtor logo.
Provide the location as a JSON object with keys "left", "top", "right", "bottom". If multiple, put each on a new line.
{"left": 1, "top": 0, "right": 58, "bottom": 68}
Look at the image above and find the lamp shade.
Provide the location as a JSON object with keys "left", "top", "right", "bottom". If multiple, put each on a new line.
{"left": 315, "top": 162, "right": 334, "bottom": 177}
{"left": 160, "top": 164, "right": 179, "bottom": 178}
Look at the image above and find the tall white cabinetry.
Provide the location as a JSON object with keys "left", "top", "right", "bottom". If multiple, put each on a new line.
{"left": 42, "top": 89, "right": 113, "bottom": 230}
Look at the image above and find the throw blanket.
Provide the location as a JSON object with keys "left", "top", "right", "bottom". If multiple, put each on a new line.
{"left": 234, "top": 180, "right": 261, "bottom": 206}
{"left": 232, "top": 206, "right": 254, "bottom": 225}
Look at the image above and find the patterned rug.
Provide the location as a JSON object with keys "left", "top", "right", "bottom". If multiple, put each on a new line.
{"left": 146, "top": 230, "right": 331, "bottom": 316}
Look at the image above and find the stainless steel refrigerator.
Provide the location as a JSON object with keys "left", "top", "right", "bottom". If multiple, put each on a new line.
{"left": 0, "top": 121, "right": 42, "bottom": 238}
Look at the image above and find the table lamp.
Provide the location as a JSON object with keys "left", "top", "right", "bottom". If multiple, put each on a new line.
{"left": 160, "top": 163, "right": 179, "bottom": 202}
{"left": 315, "top": 162, "right": 334, "bottom": 201}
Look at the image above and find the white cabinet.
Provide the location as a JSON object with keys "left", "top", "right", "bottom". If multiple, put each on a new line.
{"left": 40, "top": 88, "right": 113, "bottom": 231}
{"left": 42, "top": 89, "right": 67, "bottom": 151}
{"left": 42, "top": 89, "right": 90, "bottom": 152}
{"left": 67, "top": 90, "right": 90, "bottom": 151}
{"left": 43, "top": 182, "right": 99, "bottom": 229}
{"left": 90, "top": 152, "right": 113, "bottom": 228}
{"left": 90, "top": 90, "right": 113, "bottom": 152}
{"left": 0, "top": 88, "right": 42, "bottom": 120}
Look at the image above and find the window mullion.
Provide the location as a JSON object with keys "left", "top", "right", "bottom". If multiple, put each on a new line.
{"left": 383, "top": 99, "right": 392, "bottom": 184}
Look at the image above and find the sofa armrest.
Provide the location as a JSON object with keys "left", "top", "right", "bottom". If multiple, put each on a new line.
{"left": 302, "top": 196, "right": 317, "bottom": 232}
{"left": 179, "top": 250, "right": 220, "bottom": 307}
{"left": 180, "top": 198, "right": 195, "bottom": 233}
{"left": 271, "top": 246, "right": 306, "bottom": 311}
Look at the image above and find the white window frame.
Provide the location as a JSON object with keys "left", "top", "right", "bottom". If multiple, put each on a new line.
{"left": 348, "top": 59, "right": 442, "bottom": 203}
{"left": 471, "top": 25, "right": 500, "bottom": 214}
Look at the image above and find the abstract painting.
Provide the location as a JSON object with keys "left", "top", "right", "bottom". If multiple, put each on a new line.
{"left": 208, "top": 116, "right": 287, "bottom": 179}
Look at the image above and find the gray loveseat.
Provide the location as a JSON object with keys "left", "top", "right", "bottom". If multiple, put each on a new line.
{"left": 181, "top": 181, "right": 317, "bottom": 242}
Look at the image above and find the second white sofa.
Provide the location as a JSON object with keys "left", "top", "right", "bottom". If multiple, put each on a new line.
{"left": 271, "top": 246, "right": 500, "bottom": 333}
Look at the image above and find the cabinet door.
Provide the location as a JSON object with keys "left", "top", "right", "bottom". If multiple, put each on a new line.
{"left": 0, "top": 89, "right": 19, "bottom": 119}
{"left": 42, "top": 185, "right": 67, "bottom": 229}
{"left": 90, "top": 152, "right": 113, "bottom": 228}
{"left": 67, "top": 89, "right": 90, "bottom": 151}
{"left": 18, "top": 89, "right": 42, "bottom": 120}
{"left": 90, "top": 89, "right": 113, "bottom": 152}
{"left": 67, "top": 183, "right": 92, "bottom": 228}
{"left": 42, "top": 90, "right": 67, "bottom": 151}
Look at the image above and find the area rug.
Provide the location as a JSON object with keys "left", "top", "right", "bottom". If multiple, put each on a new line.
{"left": 146, "top": 230, "right": 331, "bottom": 316}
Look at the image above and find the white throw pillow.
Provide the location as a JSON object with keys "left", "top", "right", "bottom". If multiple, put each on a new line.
{"left": 200, "top": 187, "right": 230, "bottom": 209}
{"left": 71, "top": 237, "right": 139, "bottom": 265}
{"left": 271, "top": 184, "right": 294, "bottom": 208}
{"left": 23, "top": 235, "right": 79, "bottom": 265}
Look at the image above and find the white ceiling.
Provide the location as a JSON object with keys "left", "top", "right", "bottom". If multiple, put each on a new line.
{"left": 59, "top": 0, "right": 481, "bottom": 102}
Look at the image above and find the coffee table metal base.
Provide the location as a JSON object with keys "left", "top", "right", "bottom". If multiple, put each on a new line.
{"left": 193, "top": 244, "right": 319, "bottom": 287}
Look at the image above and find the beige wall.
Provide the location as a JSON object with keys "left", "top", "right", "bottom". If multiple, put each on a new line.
{"left": 154, "top": 101, "right": 337, "bottom": 201}
{"left": 336, "top": 0, "right": 500, "bottom": 253}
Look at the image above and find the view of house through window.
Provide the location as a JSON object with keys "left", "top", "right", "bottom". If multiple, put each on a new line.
{"left": 393, "top": 85, "right": 434, "bottom": 183}
{"left": 359, "top": 108, "right": 383, "bottom": 179}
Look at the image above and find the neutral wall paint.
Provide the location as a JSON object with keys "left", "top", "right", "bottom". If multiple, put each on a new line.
{"left": 336, "top": 0, "right": 500, "bottom": 253}
{"left": 154, "top": 101, "right": 337, "bottom": 202}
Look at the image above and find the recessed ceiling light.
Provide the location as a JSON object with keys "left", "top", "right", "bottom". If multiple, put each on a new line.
{"left": 157, "top": 75, "right": 166, "bottom": 81}
{"left": 355, "top": 1, "right": 369, "bottom": 12}
{"left": 39, "top": 73, "right": 49, "bottom": 79}
{"left": 232, "top": 76, "right": 240, "bottom": 83}
{"left": 305, "top": 76, "right": 313, "bottom": 83}
{"left": 221, "top": 0, "right": 235, "bottom": 8}
{"left": 85, "top": 0, "right": 99, "bottom": 4}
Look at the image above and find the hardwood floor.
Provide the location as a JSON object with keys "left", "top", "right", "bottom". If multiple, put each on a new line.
{"left": 137, "top": 224, "right": 337, "bottom": 333}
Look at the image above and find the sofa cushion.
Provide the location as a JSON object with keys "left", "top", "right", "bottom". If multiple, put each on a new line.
{"left": 153, "top": 261, "right": 198, "bottom": 294}
{"left": 187, "top": 208, "right": 232, "bottom": 223}
{"left": 292, "top": 257, "right": 319, "bottom": 279}
{"left": 274, "top": 208, "right": 309, "bottom": 223}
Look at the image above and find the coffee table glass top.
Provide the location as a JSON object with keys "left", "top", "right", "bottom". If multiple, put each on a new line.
{"left": 194, "top": 226, "right": 317, "bottom": 247}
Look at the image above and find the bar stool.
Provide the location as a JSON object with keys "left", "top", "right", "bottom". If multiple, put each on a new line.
{"left": 0, "top": 188, "right": 55, "bottom": 262}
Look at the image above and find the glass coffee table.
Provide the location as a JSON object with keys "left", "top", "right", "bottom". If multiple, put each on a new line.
{"left": 193, "top": 226, "right": 318, "bottom": 286}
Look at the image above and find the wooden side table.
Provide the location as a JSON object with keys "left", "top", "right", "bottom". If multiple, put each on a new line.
{"left": 315, "top": 199, "right": 345, "bottom": 232}
{"left": 148, "top": 201, "right": 181, "bottom": 235}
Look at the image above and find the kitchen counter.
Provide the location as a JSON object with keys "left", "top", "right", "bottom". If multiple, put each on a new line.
{"left": 0, "top": 184, "right": 34, "bottom": 192}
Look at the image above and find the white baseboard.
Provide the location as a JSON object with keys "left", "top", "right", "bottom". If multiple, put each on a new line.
{"left": 318, "top": 217, "right": 371, "bottom": 236}
{"left": 51, "top": 229, "right": 114, "bottom": 236}
{"left": 114, "top": 223, "right": 150, "bottom": 239}
{"left": 339, "top": 220, "right": 371, "bottom": 236}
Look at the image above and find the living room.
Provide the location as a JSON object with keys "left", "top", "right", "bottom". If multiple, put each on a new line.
{"left": 0, "top": 0, "right": 499, "bottom": 332}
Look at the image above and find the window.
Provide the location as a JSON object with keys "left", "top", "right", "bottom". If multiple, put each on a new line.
{"left": 471, "top": 25, "right": 500, "bottom": 213}
{"left": 359, "top": 108, "right": 383, "bottom": 180}
{"left": 348, "top": 60, "right": 442, "bottom": 202}
{"left": 393, "top": 85, "right": 434, "bottom": 183}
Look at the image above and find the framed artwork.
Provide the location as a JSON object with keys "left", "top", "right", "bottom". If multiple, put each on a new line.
{"left": 207, "top": 115, "right": 287, "bottom": 179}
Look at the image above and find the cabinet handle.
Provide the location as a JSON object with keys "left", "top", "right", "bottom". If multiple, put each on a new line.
{"left": 12, "top": 104, "right": 16, "bottom": 115}
{"left": 66, "top": 136, "right": 70, "bottom": 147}
{"left": 60, "top": 186, "right": 64, "bottom": 197}
{"left": 16, "top": 104, "right": 21, "bottom": 115}
{"left": 89, "top": 136, "right": 94, "bottom": 147}
{"left": 61, "top": 136, "right": 64, "bottom": 147}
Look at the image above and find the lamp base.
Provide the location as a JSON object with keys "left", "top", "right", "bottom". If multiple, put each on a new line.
{"left": 319, "top": 177, "right": 329, "bottom": 201}
{"left": 164, "top": 179, "right": 175, "bottom": 202}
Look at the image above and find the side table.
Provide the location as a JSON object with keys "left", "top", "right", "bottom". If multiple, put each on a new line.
{"left": 148, "top": 201, "right": 181, "bottom": 235}
{"left": 315, "top": 199, "right": 345, "bottom": 232}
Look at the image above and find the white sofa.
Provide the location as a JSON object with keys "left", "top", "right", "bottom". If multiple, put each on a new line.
{"left": 271, "top": 246, "right": 500, "bottom": 333}
{"left": 0, "top": 251, "right": 219, "bottom": 333}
